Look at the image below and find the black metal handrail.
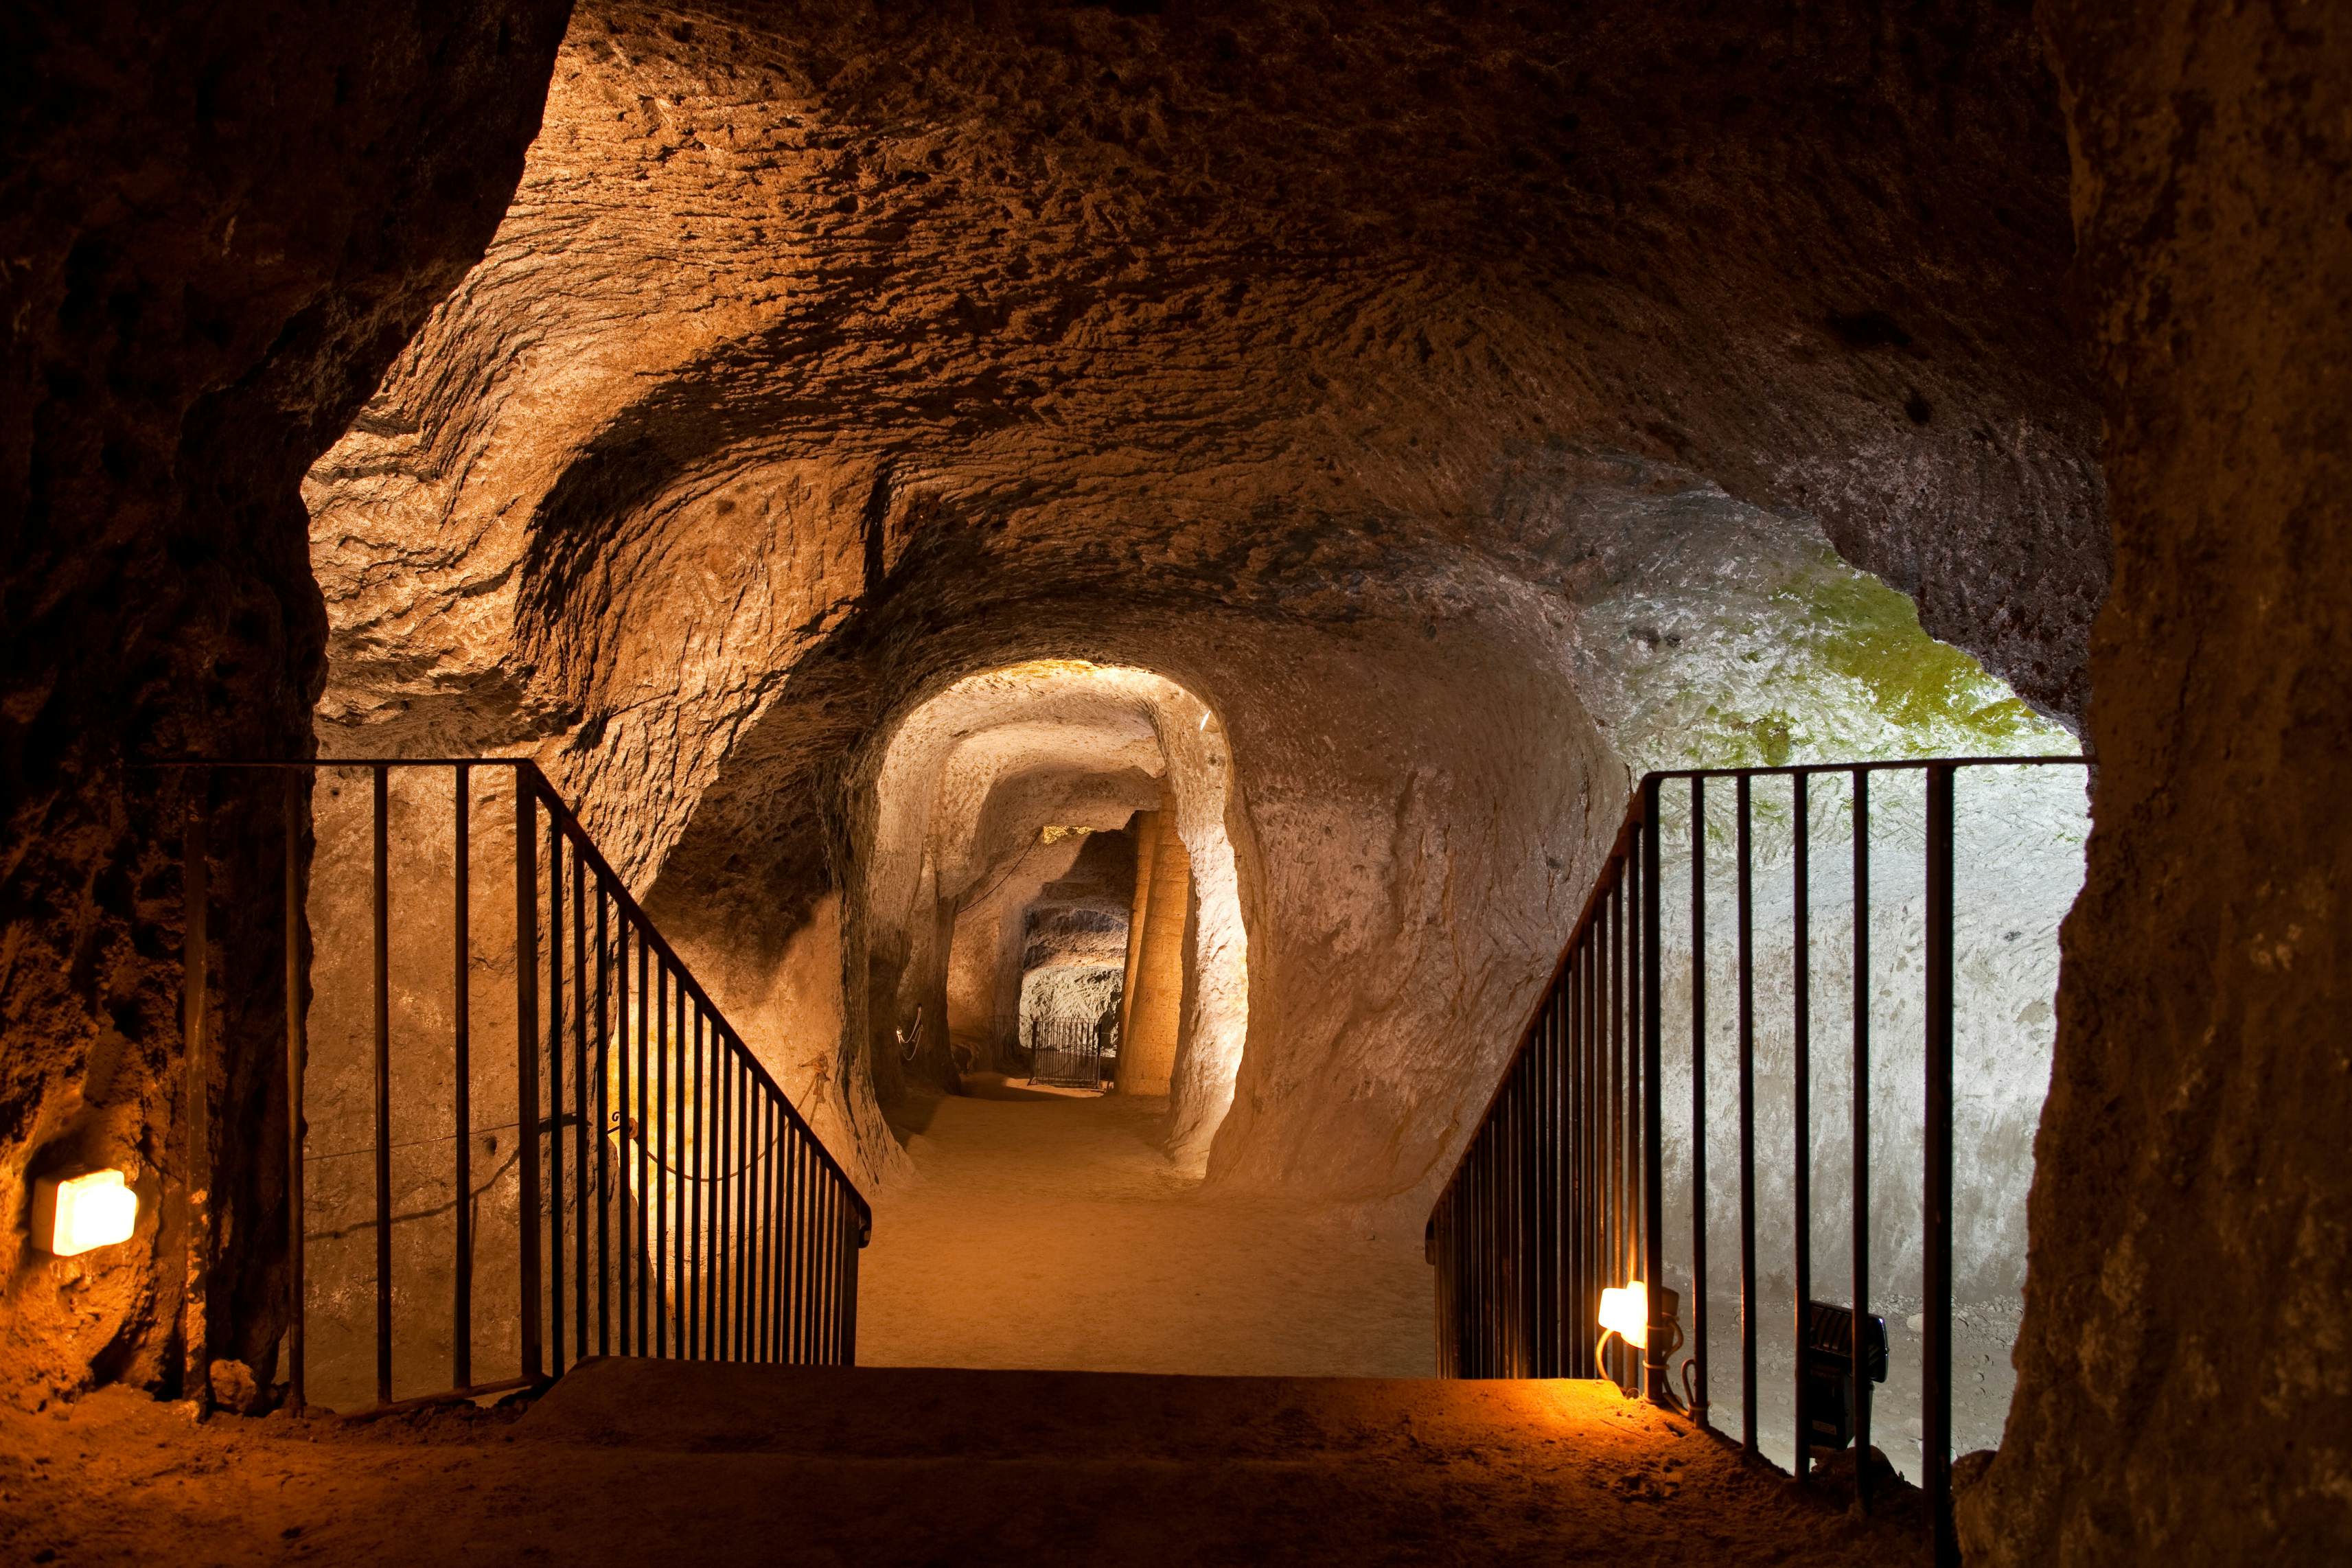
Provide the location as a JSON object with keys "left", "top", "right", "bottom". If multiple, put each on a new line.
{"left": 1427, "top": 755, "right": 2086, "bottom": 1567}
{"left": 174, "top": 759, "right": 870, "bottom": 1416}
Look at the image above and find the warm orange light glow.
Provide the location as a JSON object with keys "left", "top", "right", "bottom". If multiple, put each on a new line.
{"left": 1598, "top": 1281, "right": 1649, "bottom": 1349}
{"left": 36, "top": 1169, "right": 139, "bottom": 1257}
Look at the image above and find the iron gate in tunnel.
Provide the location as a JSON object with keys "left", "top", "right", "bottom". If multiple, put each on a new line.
{"left": 1028, "top": 1014, "right": 1112, "bottom": 1088}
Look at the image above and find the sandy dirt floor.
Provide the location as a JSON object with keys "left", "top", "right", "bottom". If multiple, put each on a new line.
{"left": 0, "top": 1083, "right": 1940, "bottom": 1563}
{"left": 857, "top": 1080, "right": 1436, "bottom": 1377}
{"left": 0, "top": 1360, "right": 1932, "bottom": 1566}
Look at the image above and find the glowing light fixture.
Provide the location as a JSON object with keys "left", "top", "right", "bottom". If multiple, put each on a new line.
{"left": 1598, "top": 1281, "right": 1650, "bottom": 1349}
{"left": 34, "top": 1169, "right": 139, "bottom": 1257}
{"left": 1593, "top": 1279, "right": 1681, "bottom": 1396}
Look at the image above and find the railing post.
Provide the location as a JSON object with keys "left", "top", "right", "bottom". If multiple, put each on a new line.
{"left": 1688, "top": 775, "right": 1710, "bottom": 1428}
{"left": 1736, "top": 774, "right": 1758, "bottom": 1455}
{"left": 1790, "top": 772, "right": 1812, "bottom": 1476}
{"left": 452, "top": 763, "right": 472, "bottom": 1391}
{"left": 1924, "top": 763, "right": 1958, "bottom": 1565}
{"left": 371, "top": 763, "right": 393, "bottom": 1407}
{"left": 283, "top": 772, "right": 307, "bottom": 1413}
{"left": 183, "top": 779, "right": 213, "bottom": 1403}
{"left": 515, "top": 772, "right": 542, "bottom": 1383}
{"left": 547, "top": 809, "right": 565, "bottom": 1374}
{"left": 1851, "top": 766, "right": 1873, "bottom": 1509}
{"left": 1639, "top": 779, "right": 1666, "bottom": 1401}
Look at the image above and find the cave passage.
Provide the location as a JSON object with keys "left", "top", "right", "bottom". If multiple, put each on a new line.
{"left": 10, "top": 1, "right": 2345, "bottom": 1563}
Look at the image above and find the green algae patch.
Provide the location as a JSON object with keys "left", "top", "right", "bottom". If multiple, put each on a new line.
{"left": 1778, "top": 558, "right": 2055, "bottom": 753}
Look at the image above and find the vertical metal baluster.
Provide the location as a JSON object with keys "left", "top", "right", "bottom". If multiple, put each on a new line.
{"left": 1525, "top": 1063, "right": 1538, "bottom": 1376}
{"left": 729, "top": 1053, "right": 748, "bottom": 1363}
{"left": 1561, "top": 963, "right": 1576, "bottom": 1365}
{"left": 372, "top": 764, "right": 393, "bottom": 1407}
{"left": 777, "top": 1111, "right": 793, "bottom": 1363}
{"left": 634, "top": 934, "right": 649, "bottom": 1352}
{"left": 515, "top": 776, "right": 542, "bottom": 1385}
{"left": 1737, "top": 773, "right": 1757, "bottom": 1454}
{"left": 1602, "top": 875, "right": 1618, "bottom": 1385}
{"left": 843, "top": 1195, "right": 861, "bottom": 1366}
{"left": 715, "top": 1034, "right": 732, "bottom": 1357}
{"left": 804, "top": 1134, "right": 820, "bottom": 1365}
{"left": 774, "top": 1118, "right": 789, "bottom": 1364}
{"left": 1587, "top": 936, "right": 1601, "bottom": 1362}
{"left": 1430, "top": 1203, "right": 1449, "bottom": 1372}
{"left": 814, "top": 1171, "right": 833, "bottom": 1365}
{"left": 689, "top": 1004, "right": 704, "bottom": 1359}
{"left": 755, "top": 1087, "right": 773, "bottom": 1362}
{"left": 1625, "top": 849, "right": 1643, "bottom": 1386}
{"left": 1615, "top": 872, "right": 1631, "bottom": 1387}
{"left": 1792, "top": 772, "right": 1814, "bottom": 1474}
{"left": 572, "top": 840, "right": 588, "bottom": 1366}
{"left": 835, "top": 1183, "right": 851, "bottom": 1364}
{"left": 1537, "top": 980, "right": 1556, "bottom": 1376}
{"left": 770, "top": 1095, "right": 787, "bottom": 1362}
{"left": 546, "top": 805, "right": 564, "bottom": 1377}
{"left": 1485, "top": 1130, "right": 1497, "bottom": 1376}
{"left": 183, "top": 782, "right": 213, "bottom": 1404}
{"left": 452, "top": 765, "right": 472, "bottom": 1392}
{"left": 654, "top": 962, "right": 668, "bottom": 1359}
{"left": 711, "top": 1015, "right": 724, "bottom": 1360}
{"left": 595, "top": 890, "right": 612, "bottom": 1357}
{"left": 1508, "top": 1069, "right": 1523, "bottom": 1374}
{"left": 1852, "top": 767, "right": 1874, "bottom": 1509}
{"left": 737, "top": 1057, "right": 753, "bottom": 1360}
{"left": 718, "top": 1049, "right": 735, "bottom": 1360}
{"left": 787, "top": 1130, "right": 805, "bottom": 1363}
{"left": 614, "top": 921, "right": 631, "bottom": 1355}
{"left": 1543, "top": 992, "right": 1561, "bottom": 1372}
{"left": 1640, "top": 785, "right": 1665, "bottom": 1402}
{"left": 284, "top": 774, "right": 308, "bottom": 1412}
{"left": 1602, "top": 877, "right": 1617, "bottom": 1387}
{"left": 1924, "top": 764, "right": 1958, "bottom": 1565}
{"left": 1690, "top": 775, "right": 1709, "bottom": 1427}
{"left": 1559, "top": 980, "right": 1574, "bottom": 1376}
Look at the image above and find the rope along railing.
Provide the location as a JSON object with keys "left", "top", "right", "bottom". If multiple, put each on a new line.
{"left": 1426, "top": 757, "right": 2087, "bottom": 1567}
{"left": 174, "top": 760, "right": 870, "bottom": 1416}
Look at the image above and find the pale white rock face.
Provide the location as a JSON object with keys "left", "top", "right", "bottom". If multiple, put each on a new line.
{"left": 1546, "top": 474, "right": 2083, "bottom": 1304}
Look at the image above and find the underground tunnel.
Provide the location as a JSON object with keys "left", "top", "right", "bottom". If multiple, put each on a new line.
{"left": 3, "top": 2, "right": 2349, "bottom": 1565}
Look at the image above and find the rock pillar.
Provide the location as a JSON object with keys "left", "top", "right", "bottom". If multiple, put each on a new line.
{"left": 1115, "top": 812, "right": 1191, "bottom": 1097}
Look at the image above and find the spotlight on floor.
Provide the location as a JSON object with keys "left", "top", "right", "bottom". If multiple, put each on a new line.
{"left": 33, "top": 1168, "right": 139, "bottom": 1257}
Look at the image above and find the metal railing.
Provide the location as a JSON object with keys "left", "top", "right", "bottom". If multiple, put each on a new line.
{"left": 1427, "top": 756, "right": 2087, "bottom": 1565}
{"left": 176, "top": 759, "right": 870, "bottom": 1416}
{"left": 1028, "top": 1014, "right": 1111, "bottom": 1088}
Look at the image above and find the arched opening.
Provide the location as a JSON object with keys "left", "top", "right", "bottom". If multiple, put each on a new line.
{"left": 857, "top": 660, "right": 1252, "bottom": 1171}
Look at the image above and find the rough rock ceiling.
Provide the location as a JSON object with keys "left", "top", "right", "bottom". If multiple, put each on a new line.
{"left": 309, "top": 0, "right": 2102, "bottom": 803}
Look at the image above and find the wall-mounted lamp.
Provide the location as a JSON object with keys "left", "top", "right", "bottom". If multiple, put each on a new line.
{"left": 1594, "top": 1280, "right": 1681, "bottom": 1398}
{"left": 1598, "top": 1282, "right": 1651, "bottom": 1349}
{"left": 32, "top": 1169, "right": 139, "bottom": 1257}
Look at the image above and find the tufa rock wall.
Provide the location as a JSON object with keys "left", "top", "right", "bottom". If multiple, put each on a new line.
{"left": 0, "top": 0, "right": 571, "bottom": 1401}
{"left": 1966, "top": 2, "right": 2352, "bottom": 1560}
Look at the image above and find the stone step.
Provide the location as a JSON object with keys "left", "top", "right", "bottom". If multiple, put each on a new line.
{"left": 517, "top": 1355, "right": 1635, "bottom": 1461}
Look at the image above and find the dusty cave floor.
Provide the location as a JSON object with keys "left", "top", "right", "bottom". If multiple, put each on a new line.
{"left": 0, "top": 1361, "right": 1930, "bottom": 1567}
{"left": 1, "top": 1086, "right": 1931, "bottom": 1565}
{"left": 857, "top": 1076, "right": 1435, "bottom": 1377}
